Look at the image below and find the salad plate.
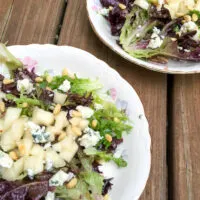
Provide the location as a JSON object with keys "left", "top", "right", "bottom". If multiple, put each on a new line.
{"left": 87, "top": 0, "right": 200, "bottom": 74}
{"left": 0, "top": 44, "right": 150, "bottom": 200}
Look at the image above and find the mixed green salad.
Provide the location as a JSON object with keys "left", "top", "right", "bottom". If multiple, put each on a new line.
{"left": 0, "top": 44, "right": 132, "bottom": 200}
{"left": 100, "top": 0, "right": 200, "bottom": 63}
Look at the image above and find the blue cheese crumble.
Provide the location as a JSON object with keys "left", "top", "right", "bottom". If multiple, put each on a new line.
{"left": 78, "top": 127, "right": 102, "bottom": 148}
{"left": 76, "top": 106, "right": 94, "bottom": 118}
{"left": 26, "top": 122, "right": 50, "bottom": 143}
{"left": 27, "top": 168, "right": 34, "bottom": 180}
{"left": 45, "top": 159, "right": 53, "bottom": 171}
{"left": 147, "top": 27, "right": 164, "bottom": 49}
{"left": 58, "top": 80, "right": 71, "bottom": 92}
{"left": 45, "top": 191, "right": 55, "bottom": 200}
{"left": 17, "top": 79, "right": 33, "bottom": 94}
{"left": 49, "top": 170, "right": 74, "bottom": 186}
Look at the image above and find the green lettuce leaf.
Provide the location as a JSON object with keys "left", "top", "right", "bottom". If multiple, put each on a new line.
{"left": 80, "top": 171, "right": 104, "bottom": 195}
{"left": 56, "top": 180, "right": 92, "bottom": 200}
{"left": 0, "top": 43, "right": 23, "bottom": 71}
{"left": 84, "top": 147, "right": 127, "bottom": 167}
{"left": 120, "top": 6, "right": 148, "bottom": 47}
{"left": 6, "top": 94, "right": 42, "bottom": 107}
{"left": 70, "top": 77, "right": 103, "bottom": 96}
{"left": 90, "top": 102, "right": 132, "bottom": 142}
{"left": 47, "top": 75, "right": 102, "bottom": 95}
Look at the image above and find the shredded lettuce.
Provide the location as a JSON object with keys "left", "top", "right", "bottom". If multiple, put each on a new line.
{"left": 70, "top": 77, "right": 103, "bottom": 96}
{"left": 84, "top": 147, "right": 127, "bottom": 167}
{"left": 45, "top": 74, "right": 102, "bottom": 95}
{"left": 6, "top": 94, "right": 42, "bottom": 107}
{"left": 90, "top": 102, "right": 132, "bottom": 143}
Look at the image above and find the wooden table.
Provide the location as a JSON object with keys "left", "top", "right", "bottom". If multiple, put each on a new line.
{"left": 0, "top": 1, "right": 199, "bottom": 199}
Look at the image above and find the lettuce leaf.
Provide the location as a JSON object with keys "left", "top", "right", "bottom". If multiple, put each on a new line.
{"left": 91, "top": 102, "right": 132, "bottom": 142}
{"left": 80, "top": 171, "right": 104, "bottom": 195}
{"left": 84, "top": 147, "right": 127, "bottom": 167}
{"left": 70, "top": 77, "right": 103, "bottom": 96}
{"left": 47, "top": 75, "right": 102, "bottom": 95}
{"left": 0, "top": 180, "right": 49, "bottom": 200}
{"left": 0, "top": 43, "right": 23, "bottom": 72}
{"left": 6, "top": 94, "right": 42, "bottom": 107}
{"left": 120, "top": 6, "right": 200, "bottom": 61}
{"left": 56, "top": 180, "right": 91, "bottom": 200}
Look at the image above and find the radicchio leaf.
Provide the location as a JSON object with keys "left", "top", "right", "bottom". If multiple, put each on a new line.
{"left": 102, "top": 178, "right": 113, "bottom": 195}
{"left": 14, "top": 68, "right": 37, "bottom": 82}
{"left": 0, "top": 180, "right": 49, "bottom": 200}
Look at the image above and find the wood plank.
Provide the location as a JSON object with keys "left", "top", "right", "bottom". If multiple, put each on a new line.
{"left": 0, "top": 0, "right": 13, "bottom": 41}
{"left": 170, "top": 75, "right": 200, "bottom": 200}
{"left": 58, "top": 1, "right": 168, "bottom": 199}
{"left": 0, "top": 0, "right": 66, "bottom": 44}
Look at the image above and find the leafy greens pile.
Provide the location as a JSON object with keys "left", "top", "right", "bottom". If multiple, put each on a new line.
{"left": 100, "top": 0, "right": 200, "bottom": 62}
{"left": 0, "top": 43, "right": 132, "bottom": 200}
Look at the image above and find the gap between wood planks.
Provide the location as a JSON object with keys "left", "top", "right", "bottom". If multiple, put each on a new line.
{"left": 167, "top": 74, "right": 174, "bottom": 200}
{"left": 54, "top": 0, "right": 68, "bottom": 44}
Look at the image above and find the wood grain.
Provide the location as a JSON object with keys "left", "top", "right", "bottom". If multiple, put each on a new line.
{"left": 58, "top": 1, "right": 168, "bottom": 199}
{"left": 0, "top": 0, "right": 66, "bottom": 45}
{"left": 170, "top": 75, "right": 200, "bottom": 200}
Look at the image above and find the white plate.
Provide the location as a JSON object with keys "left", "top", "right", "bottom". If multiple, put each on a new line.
{"left": 87, "top": 0, "right": 200, "bottom": 74}
{"left": 2, "top": 44, "right": 150, "bottom": 200}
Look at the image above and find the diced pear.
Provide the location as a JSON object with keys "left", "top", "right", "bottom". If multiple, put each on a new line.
{"left": 53, "top": 91, "right": 67, "bottom": 105}
{"left": 0, "top": 130, "right": 16, "bottom": 151}
{"left": 30, "top": 144, "right": 45, "bottom": 159}
{"left": 0, "top": 118, "right": 27, "bottom": 152}
{"left": 79, "top": 119, "right": 89, "bottom": 130}
{"left": 54, "top": 111, "right": 68, "bottom": 131}
{"left": 53, "top": 136, "right": 78, "bottom": 163}
{"left": 45, "top": 149, "right": 65, "bottom": 168}
{"left": 11, "top": 118, "right": 27, "bottom": 141}
{"left": 17, "top": 137, "right": 33, "bottom": 156}
{"left": 2, "top": 157, "right": 24, "bottom": 181}
{"left": 66, "top": 126, "right": 78, "bottom": 140}
{"left": 4, "top": 107, "right": 22, "bottom": 130}
{"left": 60, "top": 142, "right": 78, "bottom": 163}
{"left": 46, "top": 126, "right": 57, "bottom": 142}
{"left": 52, "top": 142, "right": 62, "bottom": 152}
{"left": 32, "top": 107, "right": 54, "bottom": 126}
{"left": 24, "top": 155, "right": 44, "bottom": 175}
{"left": 0, "top": 119, "right": 4, "bottom": 132}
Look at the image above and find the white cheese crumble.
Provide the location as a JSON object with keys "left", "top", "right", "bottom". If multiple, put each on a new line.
{"left": 58, "top": 80, "right": 71, "bottom": 92}
{"left": 147, "top": 27, "right": 164, "bottom": 49}
{"left": 27, "top": 168, "right": 34, "bottom": 179}
{"left": 157, "top": 0, "right": 164, "bottom": 11}
{"left": 0, "top": 150, "right": 13, "bottom": 168}
{"left": 25, "top": 122, "right": 50, "bottom": 143}
{"left": 17, "top": 79, "right": 33, "bottom": 94}
{"left": 180, "top": 21, "right": 198, "bottom": 35}
{"left": 49, "top": 170, "right": 74, "bottom": 186}
{"left": 134, "top": 0, "right": 149, "bottom": 10}
{"left": 78, "top": 127, "right": 102, "bottom": 148}
{"left": 76, "top": 106, "right": 94, "bottom": 118}
{"left": 98, "top": 162, "right": 117, "bottom": 179}
{"left": 136, "top": 33, "right": 140, "bottom": 38}
{"left": 98, "top": 8, "right": 110, "bottom": 17}
{"left": 45, "top": 159, "right": 53, "bottom": 171}
{"left": 180, "top": 21, "right": 200, "bottom": 42}
{"left": 94, "top": 103, "right": 104, "bottom": 110}
{"left": 43, "top": 142, "right": 52, "bottom": 150}
{"left": 45, "top": 191, "right": 55, "bottom": 200}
